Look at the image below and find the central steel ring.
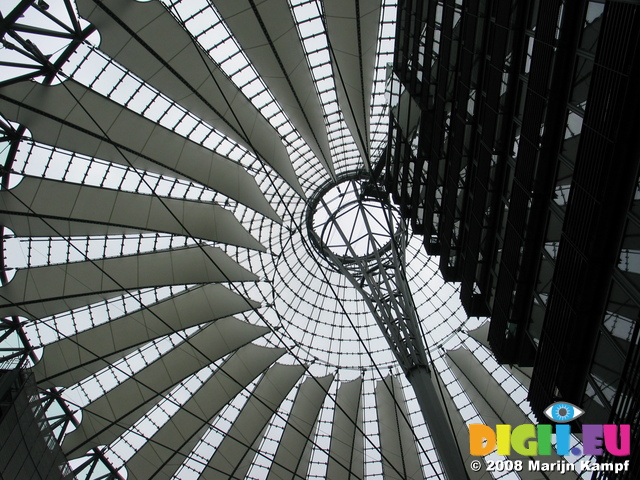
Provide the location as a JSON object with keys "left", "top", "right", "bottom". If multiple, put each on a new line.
{"left": 306, "top": 173, "right": 399, "bottom": 266}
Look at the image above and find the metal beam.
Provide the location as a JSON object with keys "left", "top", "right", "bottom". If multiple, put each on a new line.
{"left": 310, "top": 178, "right": 468, "bottom": 480}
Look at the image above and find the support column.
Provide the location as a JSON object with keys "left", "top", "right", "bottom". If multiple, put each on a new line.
{"left": 307, "top": 175, "right": 468, "bottom": 480}
{"left": 407, "top": 366, "right": 470, "bottom": 480}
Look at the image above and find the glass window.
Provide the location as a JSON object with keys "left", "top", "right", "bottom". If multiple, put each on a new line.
{"left": 580, "top": 1, "right": 605, "bottom": 54}
{"left": 570, "top": 55, "right": 592, "bottom": 111}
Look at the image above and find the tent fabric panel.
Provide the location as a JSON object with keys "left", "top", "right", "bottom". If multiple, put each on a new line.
{"left": 0, "top": 176, "right": 265, "bottom": 250}
{"left": 126, "top": 343, "right": 285, "bottom": 480}
{"left": 324, "top": 0, "right": 382, "bottom": 163}
{"left": 215, "top": 0, "right": 334, "bottom": 177}
{"left": 0, "top": 245, "right": 257, "bottom": 319}
{"left": 433, "top": 360, "right": 495, "bottom": 480}
{"left": 446, "top": 348, "right": 577, "bottom": 480}
{"left": 0, "top": 81, "right": 280, "bottom": 221}
{"left": 375, "top": 375, "right": 423, "bottom": 480}
{"left": 200, "top": 363, "right": 306, "bottom": 480}
{"left": 326, "top": 377, "right": 364, "bottom": 480}
{"left": 75, "top": 0, "right": 303, "bottom": 196}
{"left": 62, "top": 318, "right": 269, "bottom": 458}
{"left": 34, "top": 283, "right": 261, "bottom": 388}
{"left": 467, "top": 324, "right": 533, "bottom": 388}
{"left": 447, "top": 348, "right": 527, "bottom": 427}
{"left": 267, "top": 374, "right": 334, "bottom": 480}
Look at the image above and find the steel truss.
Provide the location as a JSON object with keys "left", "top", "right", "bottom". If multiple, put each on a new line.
{"left": 309, "top": 176, "right": 468, "bottom": 480}
{"left": 0, "top": 0, "right": 96, "bottom": 87}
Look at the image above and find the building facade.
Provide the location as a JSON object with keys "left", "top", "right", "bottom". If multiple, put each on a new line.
{"left": 0, "top": 370, "right": 72, "bottom": 479}
{"left": 387, "top": 0, "right": 640, "bottom": 476}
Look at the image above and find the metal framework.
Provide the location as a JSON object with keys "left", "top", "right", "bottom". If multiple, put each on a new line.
{"left": 308, "top": 175, "right": 468, "bottom": 480}
{"left": 0, "top": 0, "right": 96, "bottom": 87}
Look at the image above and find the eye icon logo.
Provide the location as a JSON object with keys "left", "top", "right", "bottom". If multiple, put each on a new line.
{"left": 543, "top": 402, "right": 584, "bottom": 423}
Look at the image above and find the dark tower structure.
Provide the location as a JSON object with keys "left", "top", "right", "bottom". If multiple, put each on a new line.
{"left": 387, "top": 0, "right": 640, "bottom": 477}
